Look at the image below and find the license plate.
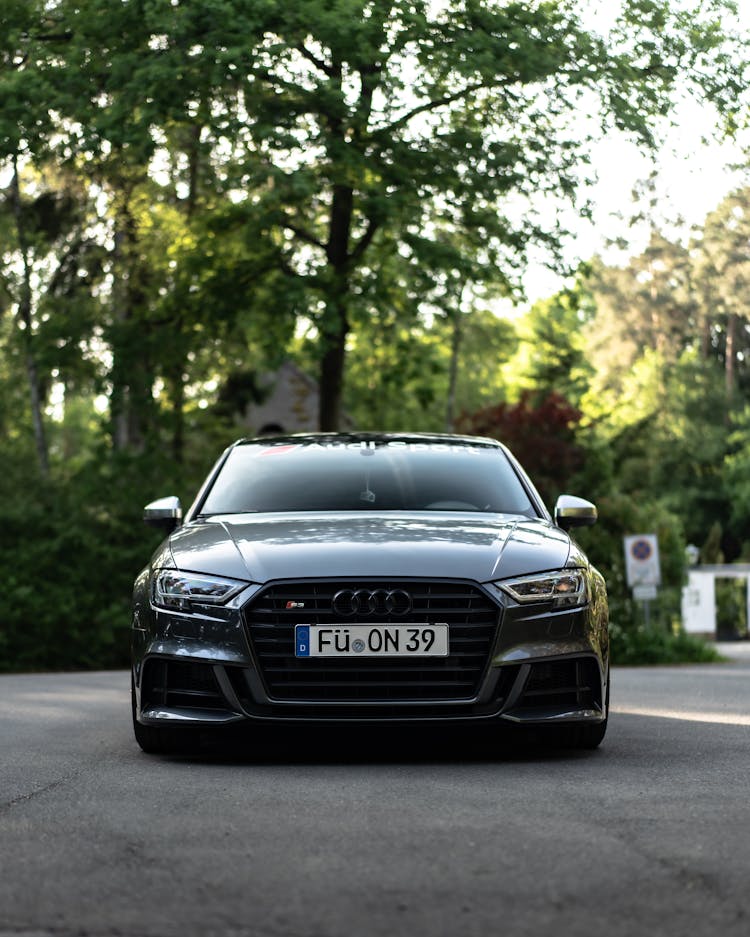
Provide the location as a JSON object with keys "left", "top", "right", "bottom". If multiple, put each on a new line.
{"left": 294, "top": 624, "right": 449, "bottom": 658}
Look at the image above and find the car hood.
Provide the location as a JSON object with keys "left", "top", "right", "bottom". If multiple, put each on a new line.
{"left": 165, "top": 513, "right": 578, "bottom": 584}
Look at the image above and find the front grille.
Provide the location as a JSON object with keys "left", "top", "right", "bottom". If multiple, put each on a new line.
{"left": 141, "top": 659, "right": 226, "bottom": 711}
{"left": 243, "top": 580, "right": 500, "bottom": 702}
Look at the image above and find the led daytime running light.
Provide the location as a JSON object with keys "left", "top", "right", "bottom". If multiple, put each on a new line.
{"left": 152, "top": 570, "right": 244, "bottom": 610}
{"left": 498, "top": 570, "right": 586, "bottom": 607}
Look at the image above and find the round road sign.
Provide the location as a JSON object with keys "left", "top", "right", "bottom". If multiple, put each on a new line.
{"left": 631, "top": 539, "right": 653, "bottom": 561}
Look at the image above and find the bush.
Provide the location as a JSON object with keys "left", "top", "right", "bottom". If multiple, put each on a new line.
{"left": 0, "top": 447, "right": 199, "bottom": 673}
{"left": 610, "top": 623, "right": 723, "bottom": 666}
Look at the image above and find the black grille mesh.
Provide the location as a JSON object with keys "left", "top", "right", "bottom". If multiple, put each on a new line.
{"left": 141, "top": 659, "right": 225, "bottom": 710}
{"left": 517, "top": 658, "right": 600, "bottom": 712}
{"left": 243, "top": 580, "right": 500, "bottom": 702}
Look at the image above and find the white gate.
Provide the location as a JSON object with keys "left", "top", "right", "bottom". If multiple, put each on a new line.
{"left": 681, "top": 565, "right": 750, "bottom": 637}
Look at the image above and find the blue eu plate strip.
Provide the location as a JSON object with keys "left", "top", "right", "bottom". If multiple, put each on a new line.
{"left": 295, "top": 625, "right": 311, "bottom": 658}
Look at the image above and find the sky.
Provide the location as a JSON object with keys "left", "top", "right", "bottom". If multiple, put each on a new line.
{"left": 521, "top": 120, "right": 748, "bottom": 304}
{"left": 521, "top": 2, "right": 750, "bottom": 305}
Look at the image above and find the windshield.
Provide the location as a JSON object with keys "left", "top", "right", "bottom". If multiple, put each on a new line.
{"left": 199, "top": 439, "right": 538, "bottom": 517}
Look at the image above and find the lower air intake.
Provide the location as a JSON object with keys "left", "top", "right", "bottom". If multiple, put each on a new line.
{"left": 141, "top": 659, "right": 226, "bottom": 711}
{"left": 516, "top": 658, "right": 602, "bottom": 713}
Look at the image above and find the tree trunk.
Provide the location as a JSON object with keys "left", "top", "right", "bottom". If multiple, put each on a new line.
{"left": 167, "top": 122, "right": 201, "bottom": 462}
{"left": 319, "top": 181, "right": 354, "bottom": 431}
{"left": 446, "top": 288, "right": 465, "bottom": 432}
{"left": 726, "top": 311, "right": 737, "bottom": 402}
{"left": 168, "top": 360, "right": 185, "bottom": 464}
{"left": 10, "top": 154, "right": 49, "bottom": 475}
{"left": 24, "top": 347, "right": 50, "bottom": 475}
{"left": 700, "top": 308, "right": 711, "bottom": 360}
{"left": 318, "top": 303, "right": 349, "bottom": 431}
{"left": 110, "top": 197, "right": 154, "bottom": 453}
{"left": 110, "top": 221, "right": 136, "bottom": 452}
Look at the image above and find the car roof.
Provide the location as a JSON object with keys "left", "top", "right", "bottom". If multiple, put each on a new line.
{"left": 233, "top": 432, "right": 503, "bottom": 449}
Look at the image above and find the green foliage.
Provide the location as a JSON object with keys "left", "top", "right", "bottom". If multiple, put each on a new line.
{"left": 693, "top": 188, "right": 750, "bottom": 400}
{"left": 715, "top": 579, "right": 748, "bottom": 640}
{"left": 339, "top": 306, "right": 517, "bottom": 432}
{"left": 0, "top": 431, "right": 221, "bottom": 674}
{"left": 1, "top": 0, "right": 748, "bottom": 670}
{"left": 0, "top": 454, "right": 154, "bottom": 671}
{"left": 33, "top": 0, "right": 745, "bottom": 427}
{"left": 572, "top": 490, "right": 686, "bottom": 635}
{"left": 609, "top": 624, "right": 723, "bottom": 666}
{"left": 504, "top": 275, "right": 595, "bottom": 407}
{"left": 724, "top": 406, "right": 750, "bottom": 554}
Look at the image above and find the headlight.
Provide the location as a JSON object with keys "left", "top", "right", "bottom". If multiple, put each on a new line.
{"left": 496, "top": 570, "right": 587, "bottom": 608}
{"left": 151, "top": 569, "right": 247, "bottom": 611}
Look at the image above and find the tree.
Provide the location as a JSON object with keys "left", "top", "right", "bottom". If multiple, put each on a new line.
{"left": 505, "top": 274, "right": 595, "bottom": 407}
{"left": 35, "top": 0, "right": 746, "bottom": 430}
{"left": 586, "top": 232, "right": 700, "bottom": 399}
{"left": 457, "top": 391, "right": 584, "bottom": 506}
{"left": 243, "top": 0, "right": 746, "bottom": 429}
{"left": 0, "top": 1, "right": 71, "bottom": 473}
{"left": 693, "top": 188, "right": 750, "bottom": 402}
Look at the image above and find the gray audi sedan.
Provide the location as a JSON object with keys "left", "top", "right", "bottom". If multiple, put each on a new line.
{"left": 131, "top": 433, "right": 609, "bottom": 753}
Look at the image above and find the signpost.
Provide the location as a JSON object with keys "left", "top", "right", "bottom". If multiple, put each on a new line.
{"left": 624, "top": 534, "right": 661, "bottom": 625}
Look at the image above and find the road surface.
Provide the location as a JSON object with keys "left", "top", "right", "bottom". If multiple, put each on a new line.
{"left": 1, "top": 645, "right": 749, "bottom": 937}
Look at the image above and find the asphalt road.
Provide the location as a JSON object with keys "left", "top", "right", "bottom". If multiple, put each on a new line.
{"left": 2, "top": 646, "right": 749, "bottom": 937}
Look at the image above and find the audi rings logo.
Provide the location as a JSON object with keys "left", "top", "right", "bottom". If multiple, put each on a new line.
{"left": 332, "top": 588, "right": 412, "bottom": 617}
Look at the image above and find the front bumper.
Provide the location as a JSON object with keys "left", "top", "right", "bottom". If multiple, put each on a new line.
{"left": 132, "top": 577, "right": 608, "bottom": 728}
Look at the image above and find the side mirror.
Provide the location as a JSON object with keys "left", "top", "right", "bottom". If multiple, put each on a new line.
{"left": 554, "top": 494, "right": 597, "bottom": 530}
{"left": 143, "top": 496, "right": 182, "bottom": 532}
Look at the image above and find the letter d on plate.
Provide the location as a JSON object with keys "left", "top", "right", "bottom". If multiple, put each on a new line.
{"left": 295, "top": 625, "right": 311, "bottom": 657}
